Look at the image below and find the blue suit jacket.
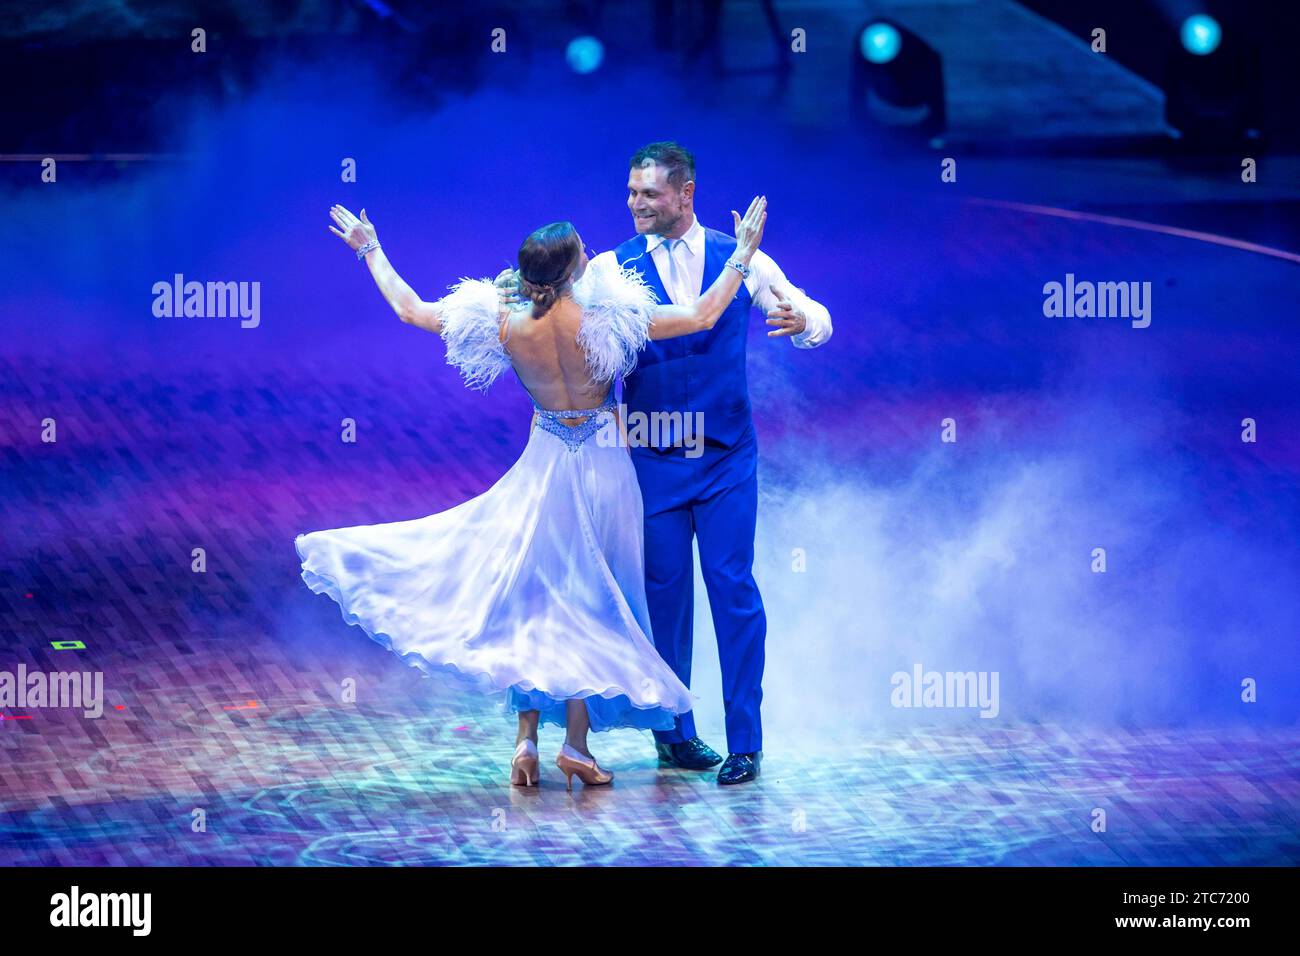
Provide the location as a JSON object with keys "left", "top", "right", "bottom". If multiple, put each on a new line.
{"left": 614, "top": 228, "right": 755, "bottom": 452}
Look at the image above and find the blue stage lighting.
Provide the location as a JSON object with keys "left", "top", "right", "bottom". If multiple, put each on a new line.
{"left": 1180, "top": 14, "right": 1221, "bottom": 55}
{"left": 860, "top": 23, "right": 902, "bottom": 64}
{"left": 566, "top": 36, "right": 604, "bottom": 73}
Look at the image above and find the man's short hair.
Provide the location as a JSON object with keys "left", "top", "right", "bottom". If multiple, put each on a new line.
{"left": 629, "top": 141, "right": 695, "bottom": 189}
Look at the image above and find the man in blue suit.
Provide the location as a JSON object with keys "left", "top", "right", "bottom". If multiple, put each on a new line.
{"left": 590, "top": 142, "right": 832, "bottom": 784}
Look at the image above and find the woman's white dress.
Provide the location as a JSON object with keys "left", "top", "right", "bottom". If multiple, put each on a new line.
{"left": 294, "top": 257, "right": 695, "bottom": 732}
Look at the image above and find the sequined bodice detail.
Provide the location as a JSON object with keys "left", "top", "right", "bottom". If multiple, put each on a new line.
{"left": 533, "top": 393, "right": 617, "bottom": 452}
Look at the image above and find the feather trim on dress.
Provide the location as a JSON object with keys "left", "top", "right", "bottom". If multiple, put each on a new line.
{"left": 574, "top": 256, "right": 659, "bottom": 384}
{"left": 436, "top": 278, "right": 510, "bottom": 391}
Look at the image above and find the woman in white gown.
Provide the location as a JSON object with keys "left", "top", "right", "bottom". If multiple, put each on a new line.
{"left": 296, "top": 197, "right": 767, "bottom": 789}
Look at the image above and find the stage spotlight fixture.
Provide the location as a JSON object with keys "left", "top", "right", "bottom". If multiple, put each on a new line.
{"left": 1165, "top": 12, "right": 1259, "bottom": 149}
{"left": 851, "top": 20, "right": 944, "bottom": 138}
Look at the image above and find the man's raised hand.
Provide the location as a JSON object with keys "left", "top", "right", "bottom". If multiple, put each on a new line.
{"left": 765, "top": 282, "right": 808, "bottom": 338}
{"left": 494, "top": 267, "right": 523, "bottom": 308}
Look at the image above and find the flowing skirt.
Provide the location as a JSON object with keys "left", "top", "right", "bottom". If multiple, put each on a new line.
{"left": 294, "top": 417, "right": 695, "bottom": 732}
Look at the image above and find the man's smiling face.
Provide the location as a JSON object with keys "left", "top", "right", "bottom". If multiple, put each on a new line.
{"left": 627, "top": 161, "right": 693, "bottom": 237}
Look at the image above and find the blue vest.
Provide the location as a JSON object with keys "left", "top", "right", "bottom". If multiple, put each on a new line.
{"left": 615, "top": 228, "right": 753, "bottom": 450}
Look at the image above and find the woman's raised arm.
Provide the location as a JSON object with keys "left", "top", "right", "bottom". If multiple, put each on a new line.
{"left": 647, "top": 195, "right": 766, "bottom": 341}
{"left": 329, "top": 205, "right": 445, "bottom": 333}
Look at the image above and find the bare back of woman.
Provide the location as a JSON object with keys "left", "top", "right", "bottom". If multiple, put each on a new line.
{"left": 501, "top": 296, "right": 608, "bottom": 416}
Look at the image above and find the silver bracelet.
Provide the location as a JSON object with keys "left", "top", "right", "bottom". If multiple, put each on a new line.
{"left": 724, "top": 257, "right": 751, "bottom": 279}
{"left": 356, "top": 239, "right": 380, "bottom": 260}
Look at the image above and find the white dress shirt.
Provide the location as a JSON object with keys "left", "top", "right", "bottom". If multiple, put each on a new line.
{"left": 592, "top": 215, "right": 832, "bottom": 348}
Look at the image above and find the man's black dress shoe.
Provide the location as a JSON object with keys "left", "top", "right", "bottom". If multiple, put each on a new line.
{"left": 717, "top": 751, "right": 761, "bottom": 785}
{"left": 655, "top": 737, "right": 723, "bottom": 770}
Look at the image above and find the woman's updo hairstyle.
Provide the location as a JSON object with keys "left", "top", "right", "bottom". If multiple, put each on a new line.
{"left": 517, "top": 221, "right": 582, "bottom": 319}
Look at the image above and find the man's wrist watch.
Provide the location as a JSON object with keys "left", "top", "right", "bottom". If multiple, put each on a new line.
{"left": 356, "top": 238, "right": 380, "bottom": 260}
{"left": 724, "top": 257, "right": 751, "bottom": 279}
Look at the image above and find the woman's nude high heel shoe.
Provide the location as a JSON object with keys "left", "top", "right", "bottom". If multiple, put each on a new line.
{"left": 511, "top": 738, "right": 540, "bottom": 787}
{"left": 555, "top": 743, "right": 613, "bottom": 791}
